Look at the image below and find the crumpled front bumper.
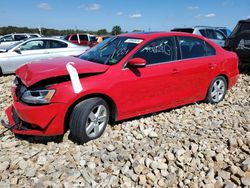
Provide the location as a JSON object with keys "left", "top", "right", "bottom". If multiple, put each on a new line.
{"left": 4, "top": 101, "right": 67, "bottom": 136}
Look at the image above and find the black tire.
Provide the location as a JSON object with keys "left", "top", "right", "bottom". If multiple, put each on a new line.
{"left": 206, "top": 76, "right": 227, "bottom": 104}
{"left": 0, "top": 67, "right": 3, "bottom": 77}
{"left": 69, "top": 97, "right": 109, "bottom": 143}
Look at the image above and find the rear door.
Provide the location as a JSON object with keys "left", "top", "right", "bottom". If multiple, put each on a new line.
{"left": 176, "top": 36, "right": 217, "bottom": 101}
{"left": 45, "top": 40, "right": 70, "bottom": 58}
{"left": 69, "top": 34, "right": 79, "bottom": 45}
{"left": 79, "top": 34, "right": 90, "bottom": 46}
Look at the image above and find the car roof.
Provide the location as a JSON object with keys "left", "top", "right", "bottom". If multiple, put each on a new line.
{"left": 173, "top": 26, "right": 227, "bottom": 29}
{"left": 239, "top": 18, "right": 250, "bottom": 23}
{"left": 23, "top": 37, "right": 66, "bottom": 41}
{"left": 119, "top": 31, "right": 205, "bottom": 40}
{"left": 17, "top": 37, "right": 77, "bottom": 46}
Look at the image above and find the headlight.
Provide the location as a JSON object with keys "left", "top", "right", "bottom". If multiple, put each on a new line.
{"left": 21, "top": 89, "right": 56, "bottom": 104}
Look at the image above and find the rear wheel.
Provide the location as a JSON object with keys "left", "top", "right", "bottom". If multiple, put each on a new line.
{"left": 206, "top": 76, "right": 227, "bottom": 103}
{"left": 69, "top": 97, "right": 109, "bottom": 143}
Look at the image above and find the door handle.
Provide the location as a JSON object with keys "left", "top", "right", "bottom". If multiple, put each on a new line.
{"left": 43, "top": 51, "right": 50, "bottom": 54}
{"left": 172, "top": 69, "right": 179, "bottom": 74}
{"left": 208, "top": 63, "right": 217, "bottom": 69}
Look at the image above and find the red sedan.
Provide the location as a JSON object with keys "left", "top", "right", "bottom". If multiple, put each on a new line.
{"left": 3, "top": 32, "right": 238, "bottom": 143}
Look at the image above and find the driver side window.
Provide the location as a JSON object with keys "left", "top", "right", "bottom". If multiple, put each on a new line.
{"left": 20, "top": 40, "right": 44, "bottom": 51}
{"left": 133, "top": 37, "right": 177, "bottom": 65}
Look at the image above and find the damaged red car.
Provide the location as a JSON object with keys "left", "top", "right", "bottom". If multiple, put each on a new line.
{"left": 3, "top": 32, "right": 239, "bottom": 143}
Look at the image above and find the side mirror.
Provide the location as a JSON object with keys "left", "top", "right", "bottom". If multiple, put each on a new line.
{"left": 127, "top": 58, "right": 146, "bottom": 68}
{"left": 14, "top": 47, "right": 21, "bottom": 54}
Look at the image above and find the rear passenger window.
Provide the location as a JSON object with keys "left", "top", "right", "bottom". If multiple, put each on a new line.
{"left": 178, "top": 37, "right": 206, "bottom": 59}
{"left": 133, "top": 37, "right": 177, "bottom": 65}
{"left": 79, "top": 35, "right": 88, "bottom": 41}
{"left": 178, "top": 36, "right": 216, "bottom": 59}
{"left": 49, "top": 40, "right": 68, "bottom": 48}
{"left": 205, "top": 42, "right": 216, "bottom": 56}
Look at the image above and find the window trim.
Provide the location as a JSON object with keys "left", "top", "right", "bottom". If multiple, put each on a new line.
{"left": 19, "top": 40, "right": 45, "bottom": 51}
{"left": 177, "top": 36, "right": 217, "bottom": 60}
{"left": 123, "top": 36, "right": 178, "bottom": 69}
{"left": 48, "top": 39, "right": 68, "bottom": 49}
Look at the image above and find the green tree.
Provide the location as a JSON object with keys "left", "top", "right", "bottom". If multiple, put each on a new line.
{"left": 112, "top": 25, "right": 122, "bottom": 35}
{"left": 97, "top": 29, "right": 108, "bottom": 35}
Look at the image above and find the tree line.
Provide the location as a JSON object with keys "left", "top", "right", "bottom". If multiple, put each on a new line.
{"left": 0, "top": 25, "right": 122, "bottom": 36}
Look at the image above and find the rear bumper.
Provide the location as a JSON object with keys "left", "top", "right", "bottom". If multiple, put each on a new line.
{"left": 5, "top": 101, "right": 67, "bottom": 136}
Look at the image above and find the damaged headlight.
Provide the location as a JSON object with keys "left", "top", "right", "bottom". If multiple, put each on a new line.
{"left": 21, "top": 89, "right": 56, "bottom": 104}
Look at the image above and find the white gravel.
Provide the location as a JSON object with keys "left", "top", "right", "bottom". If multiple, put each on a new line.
{"left": 0, "top": 66, "right": 249, "bottom": 187}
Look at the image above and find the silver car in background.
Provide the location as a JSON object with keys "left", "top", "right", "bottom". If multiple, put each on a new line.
{"left": 0, "top": 33, "right": 41, "bottom": 49}
{"left": 0, "top": 37, "right": 89, "bottom": 75}
{"left": 171, "top": 26, "right": 227, "bottom": 47}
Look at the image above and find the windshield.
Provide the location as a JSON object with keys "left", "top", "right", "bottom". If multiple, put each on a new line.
{"left": 5, "top": 41, "right": 23, "bottom": 51}
{"left": 79, "top": 36, "right": 143, "bottom": 65}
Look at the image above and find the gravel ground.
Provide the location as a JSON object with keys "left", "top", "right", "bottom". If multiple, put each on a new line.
{"left": 0, "top": 66, "right": 250, "bottom": 188}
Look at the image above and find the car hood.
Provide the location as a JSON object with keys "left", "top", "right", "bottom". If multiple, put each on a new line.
{"left": 16, "top": 56, "right": 109, "bottom": 87}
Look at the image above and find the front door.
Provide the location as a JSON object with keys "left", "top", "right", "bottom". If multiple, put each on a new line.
{"left": 114, "top": 37, "right": 180, "bottom": 118}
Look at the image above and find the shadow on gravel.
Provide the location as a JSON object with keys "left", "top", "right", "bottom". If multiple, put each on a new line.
{"left": 239, "top": 62, "right": 250, "bottom": 75}
{"left": 110, "top": 101, "right": 201, "bottom": 127}
{"left": 15, "top": 134, "right": 64, "bottom": 144}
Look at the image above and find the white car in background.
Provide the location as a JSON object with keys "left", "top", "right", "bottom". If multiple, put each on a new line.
{"left": 0, "top": 37, "right": 89, "bottom": 75}
{"left": 0, "top": 33, "right": 41, "bottom": 49}
{"left": 171, "top": 26, "right": 227, "bottom": 47}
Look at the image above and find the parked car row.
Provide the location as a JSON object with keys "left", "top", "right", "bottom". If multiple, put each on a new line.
{"left": 0, "top": 37, "right": 89, "bottom": 75}
{"left": 225, "top": 18, "right": 250, "bottom": 64}
{"left": 64, "top": 33, "right": 98, "bottom": 47}
{"left": 1, "top": 18, "right": 249, "bottom": 77}
{"left": 0, "top": 33, "right": 41, "bottom": 49}
{"left": 0, "top": 32, "right": 113, "bottom": 75}
{"left": 64, "top": 33, "right": 112, "bottom": 47}
{"left": 171, "top": 26, "right": 229, "bottom": 47}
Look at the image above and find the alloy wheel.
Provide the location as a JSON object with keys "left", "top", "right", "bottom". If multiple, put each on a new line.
{"left": 211, "top": 79, "right": 226, "bottom": 102}
{"left": 85, "top": 105, "right": 107, "bottom": 138}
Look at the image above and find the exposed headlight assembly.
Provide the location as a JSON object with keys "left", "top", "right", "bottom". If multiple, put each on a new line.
{"left": 21, "top": 89, "right": 56, "bottom": 104}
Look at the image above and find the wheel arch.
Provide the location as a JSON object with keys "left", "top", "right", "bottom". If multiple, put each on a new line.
{"left": 216, "top": 74, "right": 229, "bottom": 88}
{"left": 64, "top": 93, "right": 117, "bottom": 132}
{"left": 208, "top": 74, "right": 229, "bottom": 91}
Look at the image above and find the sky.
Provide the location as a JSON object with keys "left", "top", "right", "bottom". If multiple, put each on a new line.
{"left": 0, "top": 0, "right": 249, "bottom": 32}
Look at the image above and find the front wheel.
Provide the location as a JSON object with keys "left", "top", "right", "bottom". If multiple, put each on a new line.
{"left": 206, "top": 76, "right": 227, "bottom": 103}
{"left": 69, "top": 97, "right": 110, "bottom": 143}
